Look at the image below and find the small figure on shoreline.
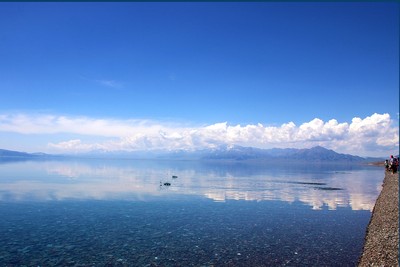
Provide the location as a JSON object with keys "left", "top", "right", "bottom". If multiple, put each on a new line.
{"left": 387, "top": 155, "right": 398, "bottom": 174}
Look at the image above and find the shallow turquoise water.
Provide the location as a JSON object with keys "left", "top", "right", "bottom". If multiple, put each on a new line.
{"left": 0, "top": 159, "right": 383, "bottom": 266}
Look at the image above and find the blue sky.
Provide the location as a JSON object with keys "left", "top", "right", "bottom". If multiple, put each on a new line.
{"left": 0, "top": 2, "right": 398, "bottom": 156}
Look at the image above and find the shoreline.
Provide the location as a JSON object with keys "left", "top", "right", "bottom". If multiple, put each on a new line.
{"left": 358, "top": 170, "right": 399, "bottom": 266}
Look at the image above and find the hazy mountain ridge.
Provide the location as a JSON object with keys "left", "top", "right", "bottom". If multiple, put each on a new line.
{"left": 199, "top": 145, "right": 367, "bottom": 162}
{"left": 0, "top": 149, "right": 53, "bottom": 159}
{"left": 0, "top": 146, "right": 381, "bottom": 162}
{"left": 0, "top": 149, "right": 37, "bottom": 158}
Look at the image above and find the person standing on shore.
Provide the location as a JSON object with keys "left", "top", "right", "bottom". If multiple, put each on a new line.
{"left": 389, "top": 155, "right": 398, "bottom": 174}
{"left": 389, "top": 155, "right": 394, "bottom": 169}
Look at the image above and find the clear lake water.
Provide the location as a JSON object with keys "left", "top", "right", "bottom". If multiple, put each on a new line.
{"left": 0, "top": 158, "right": 383, "bottom": 266}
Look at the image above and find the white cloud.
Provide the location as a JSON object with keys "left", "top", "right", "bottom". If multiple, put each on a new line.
{"left": 0, "top": 114, "right": 159, "bottom": 137}
{"left": 96, "top": 79, "right": 123, "bottom": 89}
{"left": 0, "top": 112, "right": 398, "bottom": 156}
{"left": 48, "top": 139, "right": 105, "bottom": 153}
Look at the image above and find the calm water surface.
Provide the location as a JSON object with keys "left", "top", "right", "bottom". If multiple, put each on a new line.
{"left": 0, "top": 159, "right": 383, "bottom": 266}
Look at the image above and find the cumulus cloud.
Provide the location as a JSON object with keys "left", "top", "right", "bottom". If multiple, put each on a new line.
{"left": 0, "top": 112, "right": 397, "bottom": 156}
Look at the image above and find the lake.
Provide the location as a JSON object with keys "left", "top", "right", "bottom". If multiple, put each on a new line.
{"left": 0, "top": 158, "right": 383, "bottom": 266}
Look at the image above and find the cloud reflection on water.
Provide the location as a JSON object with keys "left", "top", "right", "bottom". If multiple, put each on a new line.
{"left": 0, "top": 159, "right": 383, "bottom": 211}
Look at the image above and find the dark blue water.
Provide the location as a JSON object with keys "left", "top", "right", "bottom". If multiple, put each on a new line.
{"left": 0, "top": 159, "right": 383, "bottom": 266}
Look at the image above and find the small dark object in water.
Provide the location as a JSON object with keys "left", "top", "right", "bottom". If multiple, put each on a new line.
{"left": 291, "top": 182, "right": 327, "bottom": 186}
{"left": 314, "top": 187, "right": 343, "bottom": 191}
{"left": 172, "top": 175, "right": 178, "bottom": 178}
{"left": 163, "top": 182, "right": 171, "bottom": 186}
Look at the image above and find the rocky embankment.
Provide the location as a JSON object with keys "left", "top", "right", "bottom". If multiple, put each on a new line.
{"left": 358, "top": 171, "right": 399, "bottom": 266}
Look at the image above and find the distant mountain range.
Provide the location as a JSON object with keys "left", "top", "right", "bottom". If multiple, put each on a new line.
{"left": 0, "top": 149, "right": 36, "bottom": 158}
{"left": 0, "top": 149, "right": 53, "bottom": 159}
{"left": 0, "top": 146, "right": 382, "bottom": 163}
{"left": 154, "top": 145, "right": 369, "bottom": 162}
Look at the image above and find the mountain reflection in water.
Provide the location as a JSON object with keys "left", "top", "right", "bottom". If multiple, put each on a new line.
{"left": 0, "top": 158, "right": 382, "bottom": 211}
